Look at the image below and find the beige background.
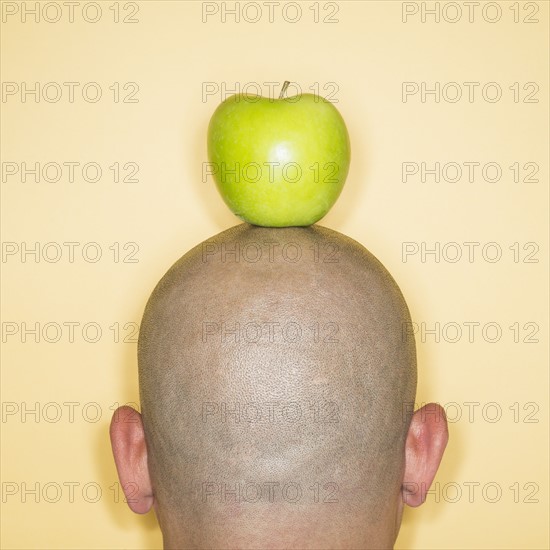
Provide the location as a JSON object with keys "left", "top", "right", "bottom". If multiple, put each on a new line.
{"left": 1, "top": 0, "right": 548, "bottom": 548}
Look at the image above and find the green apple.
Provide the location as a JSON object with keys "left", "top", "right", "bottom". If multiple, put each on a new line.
{"left": 207, "top": 82, "right": 351, "bottom": 227}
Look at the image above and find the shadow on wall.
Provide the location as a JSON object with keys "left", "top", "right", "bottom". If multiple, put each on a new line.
{"left": 395, "top": 339, "right": 461, "bottom": 549}
{"left": 96, "top": 337, "right": 162, "bottom": 548}
{"left": 190, "top": 116, "right": 243, "bottom": 231}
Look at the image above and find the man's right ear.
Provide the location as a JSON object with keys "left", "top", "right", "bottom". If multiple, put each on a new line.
{"left": 401, "top": 403, "right": 449, "bottom": 507}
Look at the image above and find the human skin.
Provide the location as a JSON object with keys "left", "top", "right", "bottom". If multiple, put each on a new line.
{"left": 110, "top": 224, "right": 448, "bottom": 549}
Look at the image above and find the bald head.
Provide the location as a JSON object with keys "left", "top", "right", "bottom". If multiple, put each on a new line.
{"left": 136, "top": 223, "right": 417, "bottom": 548}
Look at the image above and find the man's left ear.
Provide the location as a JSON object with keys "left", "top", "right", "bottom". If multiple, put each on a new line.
{"left": 109, "top": 405, "right": 154, "bottom": 514}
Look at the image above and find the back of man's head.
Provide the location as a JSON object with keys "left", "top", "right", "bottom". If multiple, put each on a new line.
{"left": 136, "top": 223, "right": 417, "bottom": 548}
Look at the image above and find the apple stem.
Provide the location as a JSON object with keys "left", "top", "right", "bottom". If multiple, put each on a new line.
{"left": 279, "top": 81, "right": 290, "bottom": 99}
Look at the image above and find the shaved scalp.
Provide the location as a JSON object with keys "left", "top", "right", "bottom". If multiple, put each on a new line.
{"left": 138, "top": 223, "right": 417, "bottom": 549}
